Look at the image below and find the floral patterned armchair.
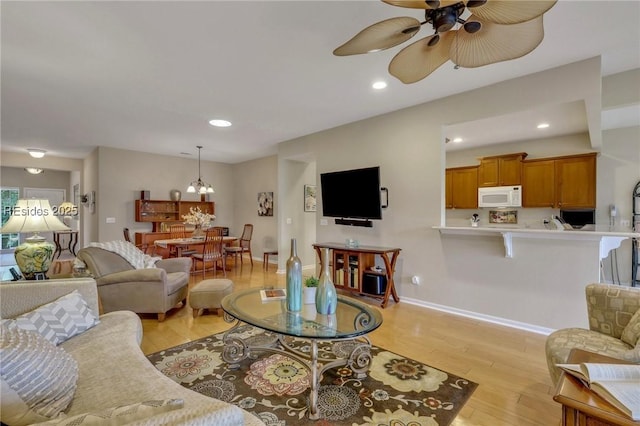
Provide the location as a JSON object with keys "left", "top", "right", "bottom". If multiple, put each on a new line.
{"left": 545, "top": 283, "right": 640, "bottom": 385}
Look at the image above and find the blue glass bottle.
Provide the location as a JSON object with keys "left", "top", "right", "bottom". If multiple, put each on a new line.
{"left": 286, "top": 238, "right": 302, "bottom": 312}
{"left": 315, "top": 247, "right": 337, "bottom": 315}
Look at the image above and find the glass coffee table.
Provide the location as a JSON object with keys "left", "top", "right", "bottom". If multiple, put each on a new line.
{"left": 221, "top": 288, "right": 383, "bottom": 420}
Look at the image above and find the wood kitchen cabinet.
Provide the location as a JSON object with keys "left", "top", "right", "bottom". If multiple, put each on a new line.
{"left": 446, "top": 166, "right": 478, "bottom": 209}
{"left": 555, "top": 153, "right": 597, "bottom": 208}
{"left": 522, "top": 159, "right": 556, "bottom": 207}
{"left": 478, "top": 152, "right": 527, "bottom": 187}
{"left": 135, "top": 200, "right": 214, "bottom": 231}
{"left": 522, "top": 153, "right": 596, "bottom": 208}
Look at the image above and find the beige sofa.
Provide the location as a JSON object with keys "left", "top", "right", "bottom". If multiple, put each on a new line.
{"left": 545, "top": 283, "right": 640, "bottom": 385}
{"left": 76, "top": 246, "right": 190, "bottom": 321}
{"left": 0, "top": 278, "right": 265, "bottom": 426}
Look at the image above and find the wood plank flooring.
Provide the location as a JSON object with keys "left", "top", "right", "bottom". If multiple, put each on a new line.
{"left": 140, "top": 261, "right": 561, "bottom": 425}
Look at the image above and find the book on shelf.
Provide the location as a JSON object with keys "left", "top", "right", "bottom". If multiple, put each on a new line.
{"left": 260, "top": 288, "right": 286, "bottom": 302}
{"left": 557, "top": 362, "right": 640, "bottom": 420}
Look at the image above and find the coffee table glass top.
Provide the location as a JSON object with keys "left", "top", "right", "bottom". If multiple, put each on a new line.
{"left": 221, "top": 288, "right": 383, "bottom": 339}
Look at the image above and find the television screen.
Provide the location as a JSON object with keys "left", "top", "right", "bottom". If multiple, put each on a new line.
{"left": 320, "top": 166, "right": 382, "bottom": 220}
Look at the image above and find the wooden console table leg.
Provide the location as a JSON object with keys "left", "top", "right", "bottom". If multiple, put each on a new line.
{"left": 380, "top": 250, "right": 400, "bottom": 308}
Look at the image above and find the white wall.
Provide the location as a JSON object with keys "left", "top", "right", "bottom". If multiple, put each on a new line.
{"left": 232, "top": 155, "right": 278, "bottom": 264}
{"left": 95, "top": 147, "right": 234, "bottom": 243}
{"left": 277, "top": 58, "right": 632, "bottom": 331}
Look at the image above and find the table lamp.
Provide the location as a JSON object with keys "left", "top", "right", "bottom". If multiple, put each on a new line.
{"left": 58, "top": 201, "right": 77, "bottom": 226}
{"left": 0, "top": 199, "right": 70, "bottom": 280}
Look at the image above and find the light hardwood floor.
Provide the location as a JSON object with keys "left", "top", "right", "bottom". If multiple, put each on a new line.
{"left": 140, "top": 260, "right": 561, "bottom": 426}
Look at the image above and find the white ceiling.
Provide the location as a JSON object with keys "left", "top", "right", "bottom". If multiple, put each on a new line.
{"left": 2, "top": 1, "right": 639, "bottom": 163}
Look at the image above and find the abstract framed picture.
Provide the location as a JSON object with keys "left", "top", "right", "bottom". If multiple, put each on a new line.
{"left": 258, "top": 192, "right": 274, "bottom": 217}
{"left": 304, "top": 184, "right": 316, "bottom": 212}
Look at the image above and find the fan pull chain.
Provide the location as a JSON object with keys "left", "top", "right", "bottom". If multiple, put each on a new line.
{"left": 453, "top": 30, "right": 460, "bottom": 69}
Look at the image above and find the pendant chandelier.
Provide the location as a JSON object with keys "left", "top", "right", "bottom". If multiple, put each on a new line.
{"left": 186, "top": 145, "right": 215, "bottom": 194}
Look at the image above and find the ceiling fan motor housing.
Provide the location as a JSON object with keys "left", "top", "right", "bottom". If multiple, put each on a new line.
{"left": 429, "top": 3, "right": 465, "bottom": 33}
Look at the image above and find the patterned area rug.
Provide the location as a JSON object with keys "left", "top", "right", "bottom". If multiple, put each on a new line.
{"left": 147, "top": 327, "right": 477, "bottom": 425}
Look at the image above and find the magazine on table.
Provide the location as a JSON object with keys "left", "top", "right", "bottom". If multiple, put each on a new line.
{"left": 557, "top": 362, "right": 640, "bottom": 420}
{"left": 260, "top": 288, "right": 286, "bottom": 302}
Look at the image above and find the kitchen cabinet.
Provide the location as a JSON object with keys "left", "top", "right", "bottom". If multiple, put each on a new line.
{"left": 135, "top": 200, "right": 214, "bottom": 231}
{"left": 522, "top": 159, "right": 556, "bottom": 207}
{"left": 446, "top": 166, "right": 478, "bottom": 209}
{"left": 478, "top": 152, "right": 527, "bottom": 187}
{"left": 555, "top": 153, "right": 596, "bottom": 208}
{"left": 522, "top": 153, "right": 596, "bottom": 208}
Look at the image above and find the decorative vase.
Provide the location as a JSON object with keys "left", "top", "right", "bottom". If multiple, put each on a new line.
{"left": 192, "top": 224, "right": 204, "bottom": 238}
{"left": 315, "top": 247, "right": 337, "bottom": 315}
{"left": 286, "top": 238, "right": 303, "bottom": 312}
{"left": 303, "top": 286, "right": 317, "bottom": 304}
{"left": 169, "top": 189, "right": 182, "bottom": 201}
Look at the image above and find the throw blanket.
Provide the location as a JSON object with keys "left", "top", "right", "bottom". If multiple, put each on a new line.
{"left": 88, "top": 241, "right": 162, "bottom": 269}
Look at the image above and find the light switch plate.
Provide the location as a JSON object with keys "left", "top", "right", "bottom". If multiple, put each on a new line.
{"left": 106, "top": 217, "right": 116, "bottom": 224}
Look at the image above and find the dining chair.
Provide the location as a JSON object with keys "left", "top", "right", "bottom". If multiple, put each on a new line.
{"left": 168, "top": 224, "right": 197, "bottom": 257}
{"left": 191, "top": 227, "right": 226, "bottom": 278}
{"left": 225, "top": 224, "right": 254, "bottom": 267}
{"left": 123, "top": 227, "right": 149, "bottom": 253}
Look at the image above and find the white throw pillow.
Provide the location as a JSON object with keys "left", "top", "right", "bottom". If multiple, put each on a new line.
{"left": 2, "top": 290, "right": 99, "bottom": 345}
{"left": 0, "top": 324, "right": 78, "bottom": 426}
{"left": 36, "top": 399, "right": 185, "bottom": 426}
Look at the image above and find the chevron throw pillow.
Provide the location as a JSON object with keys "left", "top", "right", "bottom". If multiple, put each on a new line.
{"left": 2, "top": 290, "right": 99, "bottom": 346}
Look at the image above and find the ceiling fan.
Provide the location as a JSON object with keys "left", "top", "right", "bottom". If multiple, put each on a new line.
{"left": 334, "top": 0, "right": 557, "bottom": 84}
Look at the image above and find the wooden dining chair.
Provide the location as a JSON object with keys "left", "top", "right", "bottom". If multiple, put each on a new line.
{"left": 225, "top": 224, "right": 253, "bottom": 267}
{"left": 191, "top": 227, "right": 226, "bottom": 278}
{"left": 123, "top": 227, "right": 149, "bottom": 253}
{"left": 168, "top": 224, "right": 196, "bottom": 257}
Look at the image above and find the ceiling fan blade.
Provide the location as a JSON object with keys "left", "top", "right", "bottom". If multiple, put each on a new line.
{"left": 451, "top": 15, "right": 544, "bottom": 68}
{"left": 333, "top": 17, "right": 421, "bottom": 56}
{"left": 469, "top": 0, "right": 557, "bottom": 25}
{"left": 382, "top": 0, "right": 463, "bottom": 9}
{"left": 388, "top": 32, "right": 454, "bottom": 83}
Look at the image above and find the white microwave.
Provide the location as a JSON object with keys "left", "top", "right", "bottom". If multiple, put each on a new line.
{"left": 478, "top": 185, "right": 522, "bottom": 208}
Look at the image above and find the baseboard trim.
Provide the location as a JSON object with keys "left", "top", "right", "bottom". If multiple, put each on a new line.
{"left": 401, "top": 296, "right": 554, "bottom": 336}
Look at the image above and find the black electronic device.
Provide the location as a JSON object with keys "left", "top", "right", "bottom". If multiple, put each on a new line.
{"left": 560, "top": 209, "right": 595, "bottom": 229}
{"left": 320, "top": 166, "right": 383, "bottom": 223}
{"left": 9, "top": 267, "right": 22, "bottom": 281}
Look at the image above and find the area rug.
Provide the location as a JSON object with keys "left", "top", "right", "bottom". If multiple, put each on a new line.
{"left": 147, "top": 327, "right": 477, "bottom": 425}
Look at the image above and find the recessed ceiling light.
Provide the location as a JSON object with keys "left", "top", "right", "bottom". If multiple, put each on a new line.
{"left": 24, "top": 167, "right": 44, "bottom": 175}
{"left": 453, "top": 137, "right": 463, "bottom": 143}
{"left": 372, "top": 81, "right": 387, "bottom": 90}
{"left": 209, "top": 119, "right": 232, "bottom": 127}
{"left": 537, "top": 123, "right": 550, "bottom": 129}
{"left": 27, "top": 148, "right": 46, "bottom": 158}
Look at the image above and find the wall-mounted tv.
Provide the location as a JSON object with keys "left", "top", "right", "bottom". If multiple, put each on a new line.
{"left": 320, "top": 166, "right": 382, "bottom": 220}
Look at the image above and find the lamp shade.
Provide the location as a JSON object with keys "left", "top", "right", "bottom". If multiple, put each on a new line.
{"left": 1, "top": 199, "right": 70, "bottom": 235}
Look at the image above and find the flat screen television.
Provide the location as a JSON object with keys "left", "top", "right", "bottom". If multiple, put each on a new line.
{"left": 320, "top": 166, "right": 382, "bottom": 220}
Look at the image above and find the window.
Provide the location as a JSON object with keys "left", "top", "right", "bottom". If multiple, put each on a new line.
{"left": 1, "top": 188, "right": 20, "bottom": 250}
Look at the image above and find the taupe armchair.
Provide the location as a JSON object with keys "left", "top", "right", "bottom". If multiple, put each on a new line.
{"left": 545, "top": 283, "right": 640, "bottom": 385}
{"left": 77, "top": 246, "right": 191, "bottom": 321}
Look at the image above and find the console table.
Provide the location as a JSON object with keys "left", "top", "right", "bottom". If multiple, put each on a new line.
{"left": 312, "top": 242, "right": 401, "bottom": 308}
{"left": 53, "top": 230, "right": 78, "bottom": 258}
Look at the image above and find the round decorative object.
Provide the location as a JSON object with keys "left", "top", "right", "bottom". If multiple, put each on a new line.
{"left": 192, "top": 224, "right": 204, "bottom": 238}
{"left": 14, "top": 240, "right": 55, "bottom": 280}
{"left": 169, "top": 189, "right": 182, "bottom": 201}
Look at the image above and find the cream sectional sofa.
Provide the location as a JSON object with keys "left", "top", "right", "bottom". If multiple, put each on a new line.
{"left": 0, "top": 278, "right": 264, "bottom": 426}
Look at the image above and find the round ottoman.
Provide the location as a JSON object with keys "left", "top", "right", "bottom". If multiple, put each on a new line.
{"left": 189, "top": 278, "right": 234, "bottom": 318}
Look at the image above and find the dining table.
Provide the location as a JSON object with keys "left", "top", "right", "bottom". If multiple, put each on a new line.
{"left": 154, "top": 236, "right": 238, "bottom": 259}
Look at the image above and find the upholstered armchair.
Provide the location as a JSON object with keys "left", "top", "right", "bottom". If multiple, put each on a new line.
{"left": 76, "top": 246, "right": 191, "bottom": 321}
{"left": 545, "top": 283, "right": 640, "bottom": 385}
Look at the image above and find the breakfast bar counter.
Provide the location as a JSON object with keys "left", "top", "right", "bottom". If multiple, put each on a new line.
{"left": 434, "top": 226, "right": 639, "bottom": 260}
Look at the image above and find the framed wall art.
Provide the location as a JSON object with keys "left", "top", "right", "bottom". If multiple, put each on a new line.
{"left": 304, "top": 184, "right": 316, "bottom": 212}
{"left": 258, "top": 191, "right": 274, "bottom": 217}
